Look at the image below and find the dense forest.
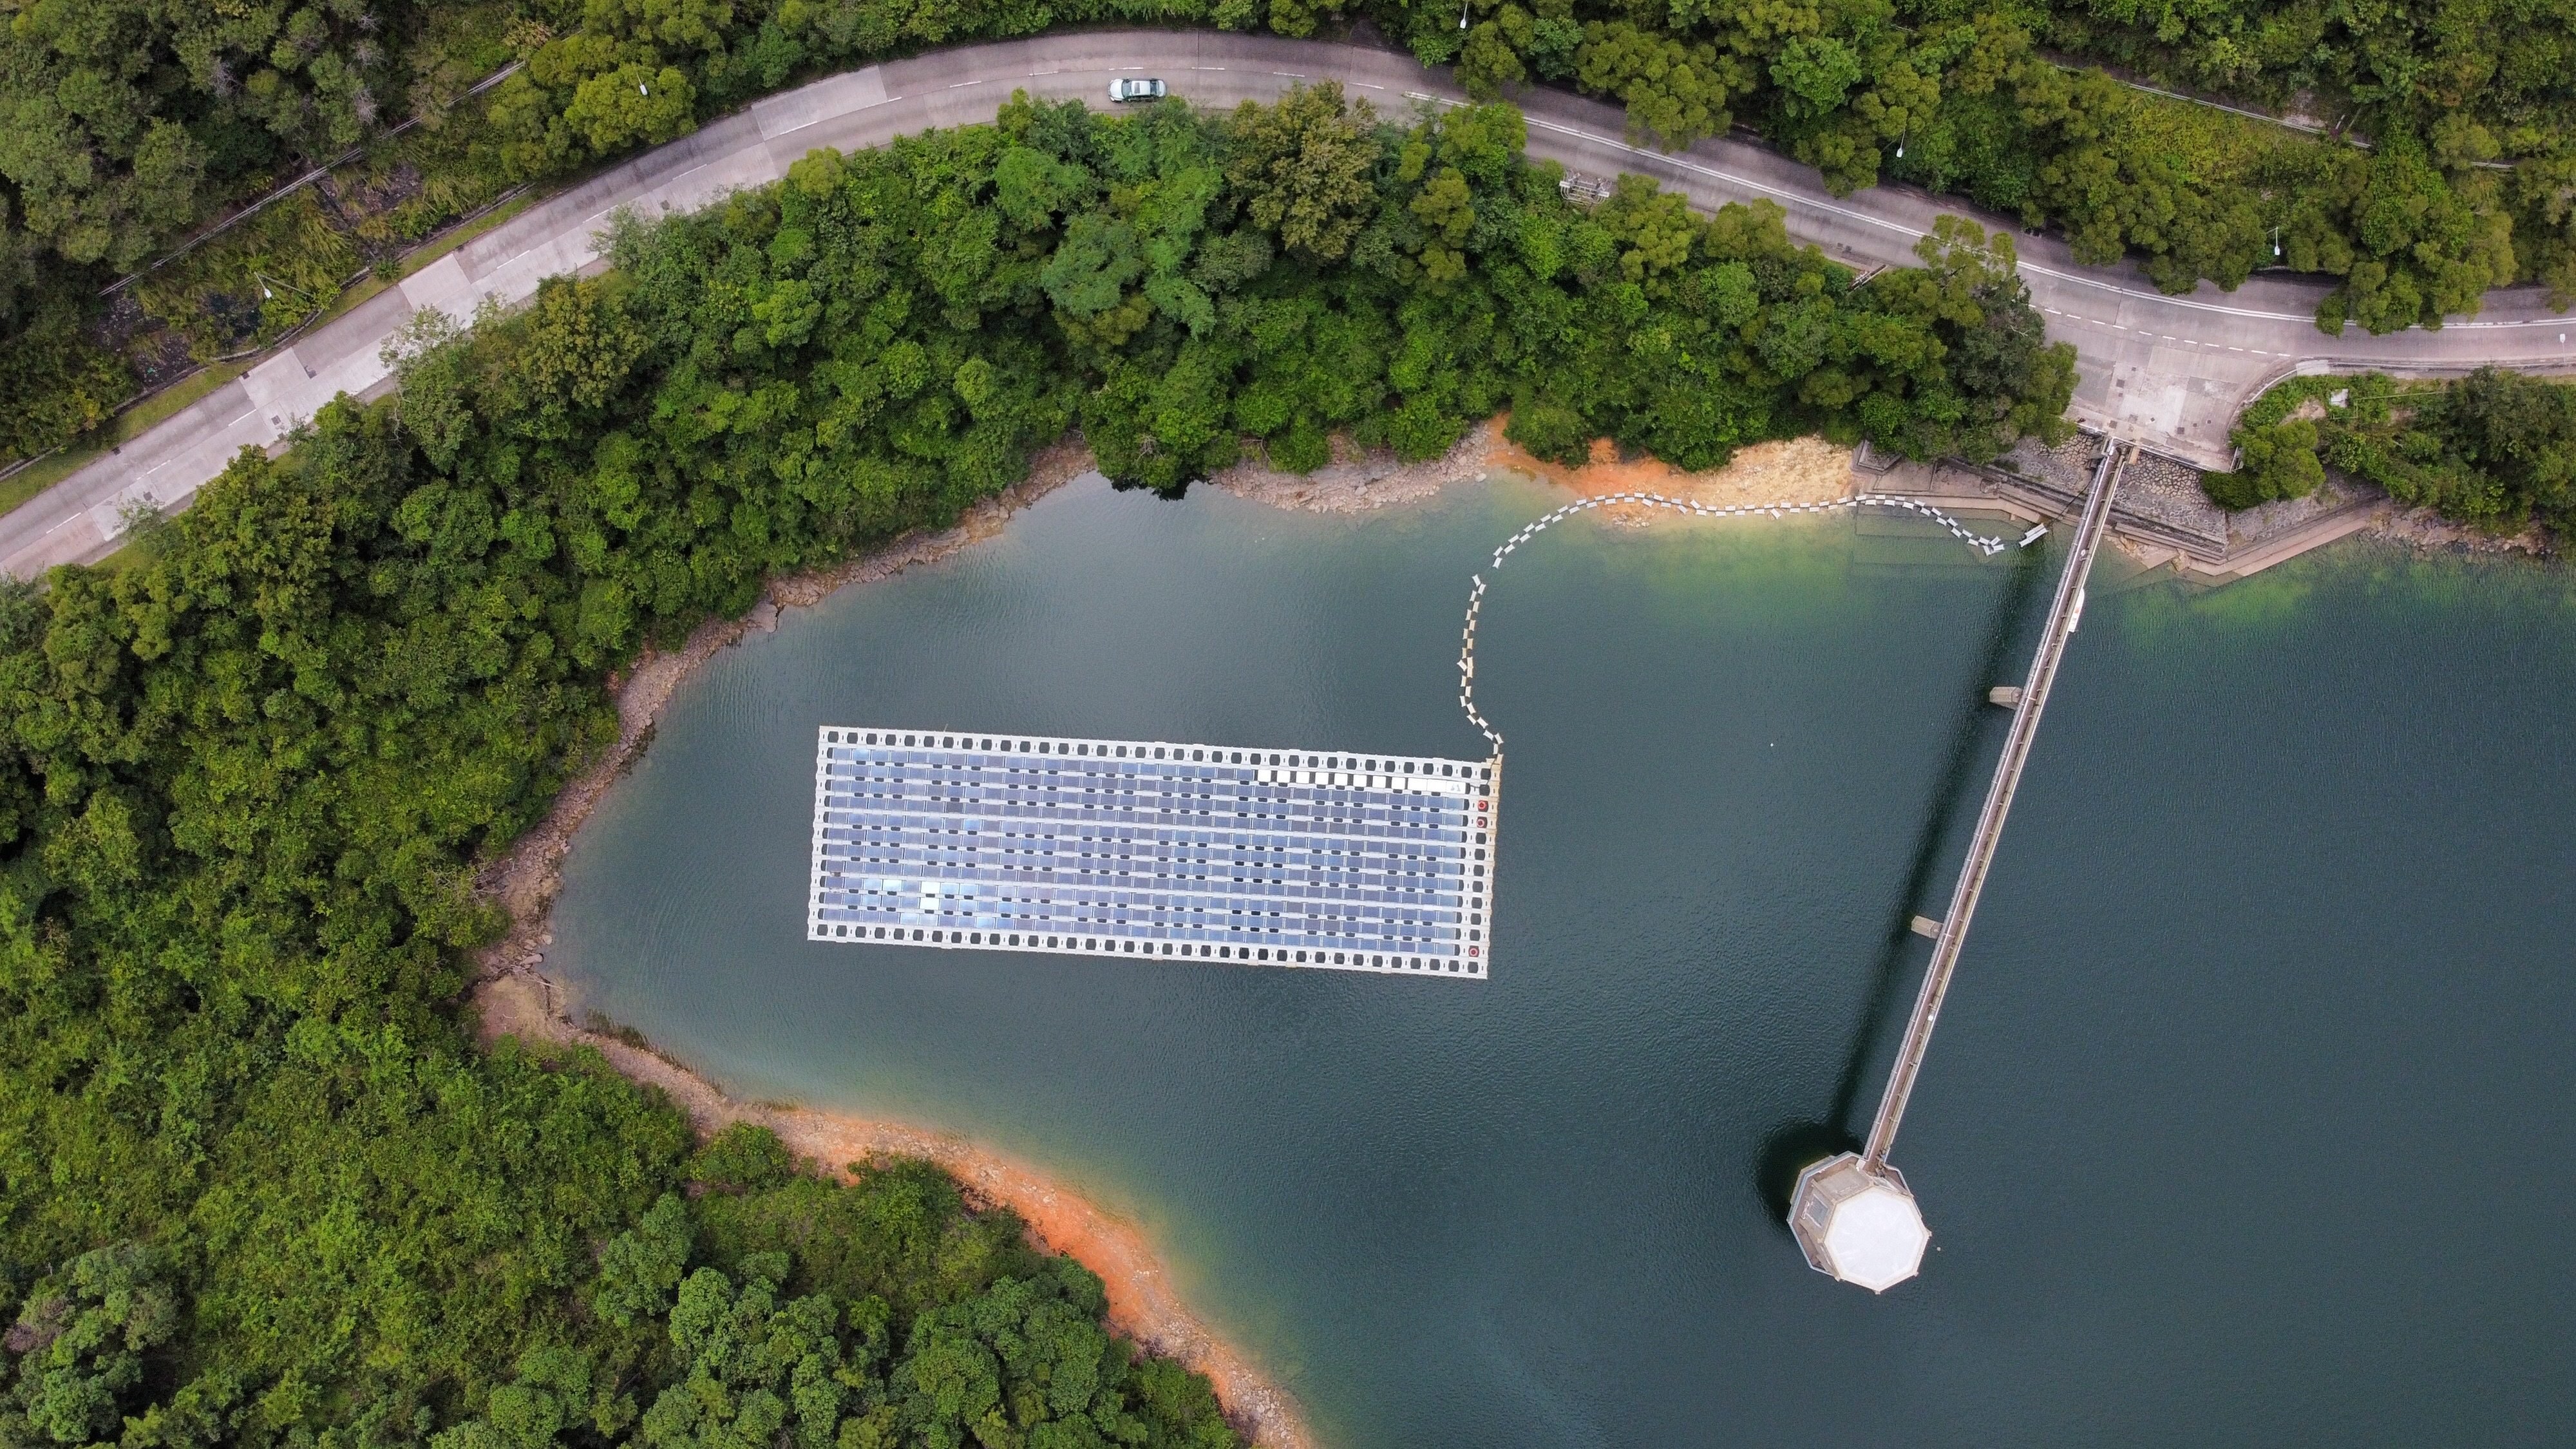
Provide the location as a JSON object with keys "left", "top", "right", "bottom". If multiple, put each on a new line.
{"left": 5, "top": 0, "right": 2575, "bottom": 467}
{"left": 1446, "top": 0, "right": 2550, "bottom": 333}
{"left": 1, "top": 1104, "right": 1244, "bottom": 1449}
{"left": 0, "top": 91, "right": 2072, "bottom": 1446}
{"left": 2209, "top": 367, "right": 2576, "bottom": 533}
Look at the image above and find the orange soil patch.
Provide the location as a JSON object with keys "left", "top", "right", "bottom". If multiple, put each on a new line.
{"left": 1485, "top": 424, "right": 1858, "bottom": 525}
{"left": 469, "top": 438, "right": 1313, "bottom": 1449}
{"left": 475, "top": 979, "right": 1310, "bottom": 1449}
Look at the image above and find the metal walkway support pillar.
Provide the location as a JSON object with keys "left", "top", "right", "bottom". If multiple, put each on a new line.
{"left": 1791, "top": 438, "right": 2130, "bottom": 1293}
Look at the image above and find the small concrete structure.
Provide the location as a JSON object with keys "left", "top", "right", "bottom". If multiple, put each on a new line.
{"left": 1789, "top": 1154, "right": 1930, "bottom": 1293}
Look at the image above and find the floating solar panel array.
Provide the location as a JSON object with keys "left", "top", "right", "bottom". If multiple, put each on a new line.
{"left": 808, "top": 728, "right": 1499, "bottom": 978}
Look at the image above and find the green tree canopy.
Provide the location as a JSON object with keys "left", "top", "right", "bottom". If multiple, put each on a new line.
{"left": 1224, "top": 82, "right": 1381, "bottom": 263}
{"left": 0, "top": 94, "right": 2075, "bottom": 1449}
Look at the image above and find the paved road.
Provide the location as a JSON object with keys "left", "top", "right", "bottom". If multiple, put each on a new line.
{"left": 10, "top": 30, "right": 2572, "bottom": 575}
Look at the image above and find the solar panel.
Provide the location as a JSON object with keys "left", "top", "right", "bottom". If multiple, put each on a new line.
{"left": 807, "top": 728, "right": 1499, "bottom": 978}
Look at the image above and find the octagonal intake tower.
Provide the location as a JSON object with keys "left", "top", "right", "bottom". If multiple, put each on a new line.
{"left": 1788, "top": 1155, "right": 1931, "bottom": 1293}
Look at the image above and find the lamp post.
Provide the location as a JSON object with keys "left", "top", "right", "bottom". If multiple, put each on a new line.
{"left": 253, "top": 272, "right": 314, "bottom": 303}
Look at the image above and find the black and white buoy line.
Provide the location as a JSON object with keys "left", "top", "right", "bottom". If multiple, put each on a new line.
{"left": 1456, "top": 490, "right": 2012, "bottom": 750}
{"left": 1452, "top": 483, "right": 2029, "bottom": 1287}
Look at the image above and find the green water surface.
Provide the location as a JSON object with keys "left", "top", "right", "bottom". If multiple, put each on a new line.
{"left": 551, "top": 474, "right": 2576, "bottom": 1446}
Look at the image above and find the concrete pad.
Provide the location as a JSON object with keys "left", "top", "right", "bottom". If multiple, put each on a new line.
{"left": 304, "top": 330, "right": 395, "bottom": 408}
{"left": 638, "top": 148, "right": 784, "bottom": 218}
{"left": 752, "top": 67, "right": 887, "bottom": 140}
{"left": 240, "top": 352, "right": 314, "bottom": 421}
{"left": 276, "top": 290, "right": 413, "bottom": 389}
{"left": 399, "top": 253, "right": 476, "bottom": 321}
{"left": 3, "top": 511, "right": 107, "bottom": 575}
{"left": 447, "top": 224, "right": 574, "bottom": 311}
{"left": 88, "top": 482, "right": 158, "bottom": 540}
{"left": 134, "top": 413, "right": 276, "bottom": 505}
{"left": 123, "top": 379, "right": 258, "bottom": 457}
{"left": 2072, "top": 350, "right": 2116, "bottom": 411}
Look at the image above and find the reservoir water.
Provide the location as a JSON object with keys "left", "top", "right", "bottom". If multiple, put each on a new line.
{"left": 550, "top": 474, "right": 2576, "bottom": 1446}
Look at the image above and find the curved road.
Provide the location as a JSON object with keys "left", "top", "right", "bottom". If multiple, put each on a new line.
{"left": 10, "top": 30, "right": 2572, "bottom": 575}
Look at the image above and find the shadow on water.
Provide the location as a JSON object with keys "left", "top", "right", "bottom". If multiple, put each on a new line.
{"left": 1754, "top": 539, "right": 2054, "bottom": 1224}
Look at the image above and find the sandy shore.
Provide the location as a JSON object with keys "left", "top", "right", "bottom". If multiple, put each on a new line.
{"left": 1209, "top": 419, "right": 1860, "bottom": 520}
{"left": 1488, "top": 430, "right": 1859, "bottom": 516}
{"left": 466, "top": 436, "right": 1316, "bottom": 1449}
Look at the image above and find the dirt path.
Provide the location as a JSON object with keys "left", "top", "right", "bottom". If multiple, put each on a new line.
{"left": 465, "top": 438, "right": 1316, "bottom": 1449}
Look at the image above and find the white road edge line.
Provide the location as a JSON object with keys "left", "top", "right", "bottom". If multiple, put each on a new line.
{"left": 1516, "top": 111, "right": 2574, "bottom": 332}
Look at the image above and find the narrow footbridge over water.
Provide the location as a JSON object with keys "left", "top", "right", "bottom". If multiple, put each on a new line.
{"left": 797, "top": 440, "right": 2131, "bottom": 1296}
{"left": 1790, "top": 440, "right": 2132, "bottom": 1293}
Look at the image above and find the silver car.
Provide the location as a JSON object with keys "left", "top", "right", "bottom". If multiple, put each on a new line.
{"left": 1107, "top": 77, "right": 1168, "bottom": 102}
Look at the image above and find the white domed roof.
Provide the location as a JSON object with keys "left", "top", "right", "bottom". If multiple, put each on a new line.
{"left": 1819, "top": 1179, "right": 1930, "bottom": 1291}
{"left": 1789, "top": 1153, "right": 1931, "bottom": 1292}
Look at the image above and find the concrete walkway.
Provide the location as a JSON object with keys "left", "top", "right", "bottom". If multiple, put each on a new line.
{"left": 8, "top": 30, "right": 2571, "bottom": 576}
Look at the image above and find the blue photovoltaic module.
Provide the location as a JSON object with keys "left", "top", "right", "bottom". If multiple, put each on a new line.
{"left": 806, "top": 727, "right": 1499, "bottom": 978}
